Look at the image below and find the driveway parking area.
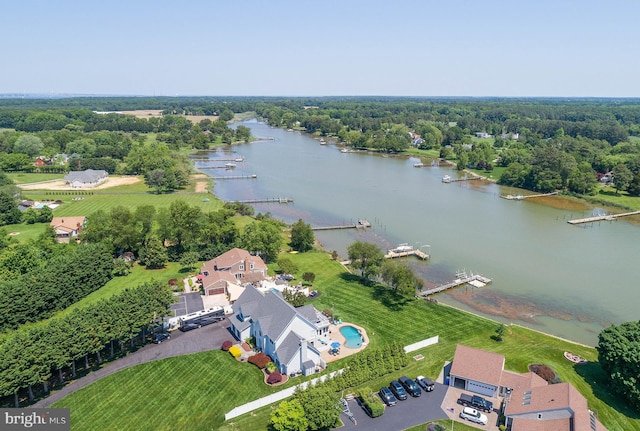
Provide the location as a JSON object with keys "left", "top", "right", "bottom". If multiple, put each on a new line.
{"left": 337, "top": 382, "right": 448, "bottom": 431}
{"left": 441, "top": 386, "right": 501, "bottom": 430}
{"left": 170, "top": 292, "right": 204, "bottom": 317}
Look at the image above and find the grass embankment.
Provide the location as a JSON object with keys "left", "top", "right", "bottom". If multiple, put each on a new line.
{"left": 53, "top": 251, "right": 639, "bottom": 431}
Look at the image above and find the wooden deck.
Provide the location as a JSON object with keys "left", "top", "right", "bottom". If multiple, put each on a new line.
{"left": 384, "top": 249, "right": 430, "bottom": 260}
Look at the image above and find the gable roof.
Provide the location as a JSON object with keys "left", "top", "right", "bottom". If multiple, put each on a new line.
{"left": 64, "top": 169, "right": 108, "bottom": 184}
{"left": 50, "top": 216, "right": 86, "bottom": 233}
{"left": 450, "top": 344, "right": 505, "bottom": 386}
{"left": 205, "top": 247, "right": 267, "bottom": 272}
{"left": 276, "top": 331, "right": 303, "bottom": 365}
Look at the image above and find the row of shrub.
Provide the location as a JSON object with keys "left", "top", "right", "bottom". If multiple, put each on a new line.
{"left": 358, "top": 386, "right": 385, "bottom": 418}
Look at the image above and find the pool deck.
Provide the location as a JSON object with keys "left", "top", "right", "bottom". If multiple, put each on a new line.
{"left": 320, "top": 322, "right": 370, "bottom": 363}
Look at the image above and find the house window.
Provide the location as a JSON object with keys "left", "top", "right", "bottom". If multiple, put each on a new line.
{"left": 239, "top": 264, "right": 244, "bottom": 271}
{"left": 250, "top": 263, "right": 254, "bottom": 270}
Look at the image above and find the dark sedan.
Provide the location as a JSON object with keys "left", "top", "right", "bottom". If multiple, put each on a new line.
{"left": 179, "top": 322, "right": 201, "bottom": 332}
{"left": 389, "top": 380, "right": 408, "bottom": 401}
{"left": 152, "top": 332, "right": 171, "bottom": 344}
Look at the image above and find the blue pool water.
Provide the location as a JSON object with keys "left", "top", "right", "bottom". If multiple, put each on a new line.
{"left": 340, "top": 325, "right": 363, "bottom": 348}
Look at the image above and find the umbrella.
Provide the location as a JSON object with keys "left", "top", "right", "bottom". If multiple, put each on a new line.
{"left": 331, "top": 341, "right": 341, "bottom": 349}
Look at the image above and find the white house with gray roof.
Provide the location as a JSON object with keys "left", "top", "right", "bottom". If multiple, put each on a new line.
{"left": 229, "top": 286, "right": 330, "bottom": 376}
{"left": 64, "top": 169, "right": 108, "bottom": 188}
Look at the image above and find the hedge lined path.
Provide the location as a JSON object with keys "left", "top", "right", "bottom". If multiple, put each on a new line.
{"left": 33, "top": 320, "right": 231, "bottom": 407}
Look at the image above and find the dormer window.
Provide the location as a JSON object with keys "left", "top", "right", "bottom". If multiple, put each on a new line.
{"left": 250, "top": 263, "right": 254, "bottom": 270}
{"left": 239, "top": 264, "right": 245, "bottom": 270}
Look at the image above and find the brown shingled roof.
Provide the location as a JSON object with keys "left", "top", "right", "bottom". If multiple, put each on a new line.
{"left": 450, "top": 344, "right": 505, "bottom": 387}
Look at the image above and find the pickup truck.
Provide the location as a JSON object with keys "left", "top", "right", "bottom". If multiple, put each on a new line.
{"left": 457, "top": 393, "right": 493, "bottom": 413}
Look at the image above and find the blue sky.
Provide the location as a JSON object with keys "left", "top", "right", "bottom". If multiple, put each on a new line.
{"left": 2, "top": 0, "right": 639, "bottom": 97}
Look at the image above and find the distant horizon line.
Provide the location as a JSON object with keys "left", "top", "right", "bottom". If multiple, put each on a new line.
{"left": 1, "top": 93, "right": 640, "bottom": 101}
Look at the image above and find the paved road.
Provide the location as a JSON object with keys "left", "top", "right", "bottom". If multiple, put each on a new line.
{"left": 33, "top": 319, "right": 232, "bottom": 408}
{"left": 337, "top": 382, "right": 449, "bottom": 431}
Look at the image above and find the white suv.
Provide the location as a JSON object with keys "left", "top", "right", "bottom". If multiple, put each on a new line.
{"left": 459, "top": 407, "right": 488, "bottom": 425}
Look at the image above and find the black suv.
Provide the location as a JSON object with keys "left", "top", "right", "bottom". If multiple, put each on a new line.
{"left": 389, "top": 380, "right": 408, "bottom": 400}
{"left": 399, "top": 376, "right": 422, "bottom": 397}
{"left": 152, "top": 332, "right": 171, "bottom": 344}
{"left": 416, "top": 375, "right": 435, "bottom": 392}
{"left": 378, "top": 387, "right": 397, "bottom": 406}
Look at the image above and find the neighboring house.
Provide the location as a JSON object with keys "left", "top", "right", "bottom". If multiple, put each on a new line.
{"left": 500, "top": 132, "right": 520, "bottom": 140}
{"left": 448, "top": 345, "right": 607, "bottom": 431}
{"left": 50, "top": 216, "right": 86, "bottom": 242}
{"left": 475, "top": 132, "right": 491, "bottom": 139}
{"left": 597, "top": 172, "right": 613, "bottom": 184}
{"left": 34, "top": 156, "right": 51, "bottom": 167}
{"left": 63, "top": 169, "right": 108, "bottom": 188}
{"left": 201, "top": 248, "right": 268, "bottom": 299}
{"left": 229, "top": 286, "right": 330, "bottom": 376}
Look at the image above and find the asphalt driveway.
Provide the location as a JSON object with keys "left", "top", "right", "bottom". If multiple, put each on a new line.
{"left": 337, "top": 382, "right": 449, "bottom": 431}
{"left": 170, "top": 292, "right": 204, "bottom": 317}
{"left": 33, "top": 319, "right": 232, "bottom": 408}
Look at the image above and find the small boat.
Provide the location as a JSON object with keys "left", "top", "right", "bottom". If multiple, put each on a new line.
{"left": 414, "top": 162, "right": 425, "bottom": 168}
{"left": 392, "top": 243, "right": 413, "bottom": 253}
{"left": 234, "top": 157, "right": 244, "bottom": 162}
{"left": 341, "top": 148, "right": 349, "bottom": 153}
{"left": 319, "top": 138, "right": 326, "bottom": 145}
{"left": 225, "top": 163, "right": 236, "bottom": 169}
{"left": 442, "top": 175, "right": 451, "bottom": 183}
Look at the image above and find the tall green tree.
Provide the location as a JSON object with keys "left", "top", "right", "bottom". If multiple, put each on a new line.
{"left": 612, "top": 163, "right": 633, "bottom": 194}
{"left": 347, "top": 241, "right": 384, "bottom": 281}
{"left": 598, "top": 321, "right": 640, "bottom": 411}
{"left": 290, "top": 219, "right": 314, "bottom": 252}
{"left": 139, "top": 237, "right": 168, "bottom": 269}
{"left": 0, "top": 191, "right": 22, "bottom": 226}
{"left": 379, "top": 261, "right": 423, "bottom": 296}
{"left": 13, "top": 135, "right": 44, "bottom": 156}
{"left": 240, "top": 220, "right": 284, "bottom": 263}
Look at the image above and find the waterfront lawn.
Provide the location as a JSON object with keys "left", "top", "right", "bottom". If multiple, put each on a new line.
{"left": 52, "top": 351, "right": 274, "bottom": 431}
{"left": 592, "top": 186, "right": 640, "bottom": 211}
{"left": 51, "top": 250, "right": 640, "bottom": 431}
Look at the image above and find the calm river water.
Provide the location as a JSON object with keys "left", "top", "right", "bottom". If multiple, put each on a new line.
{"left": 198, "top": 119, "right": 639, "bottom": 346}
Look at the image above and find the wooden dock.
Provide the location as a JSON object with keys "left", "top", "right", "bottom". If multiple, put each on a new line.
{"left": 567, "top": 210, "right": 640, "bottom": 225}
{"left": 384, "top": 249, "right": 430, "bottom": 260}
{"left": 232, "top": 197, "right": 293, "bottom": 204}
{"left": 311, "top": 219, "right": 371, "bottom": 231}
{"left": 501, "top": 192, "right": 558, "bottom": 200}
{"left": 418, "top": 272, "right": 491, "bottom": 296}
{"left": 211, "top": 174, "right": 257, "bottom": 180}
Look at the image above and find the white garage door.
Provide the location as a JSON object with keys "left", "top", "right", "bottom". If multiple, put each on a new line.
{"left": 467, "top": 380, "right": 496, "bottom": 397}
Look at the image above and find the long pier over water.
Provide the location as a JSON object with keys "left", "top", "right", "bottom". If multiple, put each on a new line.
{"left": 419, "top": 273, "right": 492, "bottom": 296}
{"left": 567, "top": 210, "right": 640, "bottom": 225}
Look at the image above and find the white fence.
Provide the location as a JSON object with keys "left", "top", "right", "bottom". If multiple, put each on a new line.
{"left": 225, "top": 335, "right": 440, "bottom": 421}
{"left": 224, "top": 369, "right": 346, "bottom": 420}
{"left": 404, "top": 335, "right": 439, "bottom": 353}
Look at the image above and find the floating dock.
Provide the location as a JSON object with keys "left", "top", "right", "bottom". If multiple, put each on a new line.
{"left": 567, "top": 210, "right": 640, "bottom": 225}
{"left": 419, "top": 271, "right": 491, "bottom": 296}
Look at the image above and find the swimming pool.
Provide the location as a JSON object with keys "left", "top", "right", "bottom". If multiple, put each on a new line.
{"left": 339, "top": 325, "right": 364, "bottom": 349}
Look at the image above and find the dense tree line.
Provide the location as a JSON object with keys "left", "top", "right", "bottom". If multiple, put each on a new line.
{"left": 598, "top": 321, "right": 640, "bottom": 411}
{"left": 0, "top": 242, "right": 113, "bottom": 331}
{"left": 0, "top": 280, "right": 173, "bottom": 407}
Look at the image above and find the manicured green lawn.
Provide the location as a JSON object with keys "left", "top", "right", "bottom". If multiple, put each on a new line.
{"left": 1, "top": 222, "right": 48, "bottom": 242}
{"left": 7, "top": 172, "right": 65, "bottom": 184}
{"left": 21, "top": 189, "right": 223, "bottom": 216}
{"left": 589, "top": 186, "right": 640, "bottom": 211}
{"left": 51, "top": 251, "right": 640, "bottom": 431}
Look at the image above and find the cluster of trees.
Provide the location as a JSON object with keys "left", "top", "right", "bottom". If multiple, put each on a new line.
{"left": 597, "top": 321, "right": 640, "bottom": 411}
{"left": 80, "top": 200, "right": 286, "bottom": 265}
{"left": 346, "top": 241, "right": 423, "bottom": 296}
{"left": 0, "top": 281, "right": 173, "bottom": 407}
{"left": 270, "top": 343, "right": 408, "bottom": 430}
{"left": 0, "top": 242, "right": 113, "bottom": 331}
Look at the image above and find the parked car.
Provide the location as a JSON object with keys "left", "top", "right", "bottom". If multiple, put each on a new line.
{"left": 179, "top": 322, "right": 201, "bottom": 332}
{"left": 459, "top": 407, "right": 488, "bottom": 425}
{"left": 378, "top": 387, "right": 397, "bottom": 406}
{"left": 399, "top": 376, "right": 422, "bottom": 397}
{"left": 458, "top": 393, "right": 493, "bottom": 412}
{"left": 389, "top": 380, "right": 408, "bottom": 400}
{"left": 416, "top": 375, "right": 435, "bottom": 392}
{"left": 279, "top": 274, "right": 295, "bottom": 281}
{"left": 152, "top": 332, "right": 171, "bottom": 344}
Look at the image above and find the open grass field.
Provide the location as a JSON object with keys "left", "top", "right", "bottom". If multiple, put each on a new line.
{"left": 51, "top": 251, "right": 640, "bottom": 431}
{"left": 2, "top": 222, "right": 48, "bottom": 242}
{"left": 590, "top": 185, "right": 640, "bottom": 211}
{"left": 8, "top": 172, "right": 65, "bottom": 184}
